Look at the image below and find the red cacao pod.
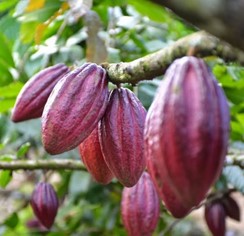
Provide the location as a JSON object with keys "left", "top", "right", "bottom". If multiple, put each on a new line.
{"left": 222, "top": 195, "right": 241, "bottom": 221}
{"left": 79, "top": 125, "right": 114, "bottom": 184}
{"left": 205, "top": 201, "right": 226, "bottom": 236}
{"left": 30, "top": 182, "right": 59, "bottom": 229}
{"left": 145, "top": 56, "right": 230, "bottom": 209}
{"left": 42, "top": 63, "right": 109, "bottom": 154}
{"left": 12, "top": 63, "right": 69, "bottom": 122}
{"left": 99, "top": 88, "right": 147, "bottom": 187}
{"left": 121, "top": 172, "right": 160, "bottom": 236}
{"left": 147, "top": 149, "right": 191, "bottom": 218}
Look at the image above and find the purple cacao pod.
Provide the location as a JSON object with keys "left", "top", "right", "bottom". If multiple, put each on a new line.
{"left": 79, "top": 125, "right": 114, "bottom": 184}
{"left": 42, "top": 63, "right": 109, "bottom": 154}
{"left": 12, "top": 63, "right": 70, "bottom": 122}
{"left": 30, "top": 182, "right": 59, "bottom": 229}
{"left": 145, "top": 56, "right": 230, "bottom": 209}
{"left": 222, "top": 195, "right": 241, "bottom": 221}
{"left": 121, "top": 172, "right": 160, "bottom": 236}
{"left": 205, "top": 201, "right": 226, "bottom": 236}
{"left": 99, "top": 88, "right": 147, "bottom": 187}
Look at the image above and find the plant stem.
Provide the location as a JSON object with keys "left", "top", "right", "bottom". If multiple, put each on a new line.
{"left": 103, "top": 31, "right": 244, "bottom": 85}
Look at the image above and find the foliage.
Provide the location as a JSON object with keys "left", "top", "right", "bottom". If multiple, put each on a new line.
{"left": 0, "top": 0, "right": 243, "bottom": 235}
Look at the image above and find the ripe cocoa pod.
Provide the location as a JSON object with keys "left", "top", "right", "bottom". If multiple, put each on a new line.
{"left": 205, "top": 201, "right": 226, "bottom": 236}
{"left": 222, "top": 195, "right": 241, "bottom": 221}
{"left": 12, "top": 63, "right": 70, "bottom": 122}
{"left": 147, "top": 150, "right": 191, "bottom": 218}
{"left": 99, "top": 87, "right": 147, "bottom": 187}
{"left": 79, "top": 125, "right": 114, "bottom": 184}
{"left": 42, "top": 63, "right": 109, "bottom": 154}
{"left": 145, "top": 56, "right": 230, "bottom": 209}
{"left": 30, "top": 182, "right": 59, "bottom": 229}
{"left": 121, "top": 172, "right": 160, "bottom": 236}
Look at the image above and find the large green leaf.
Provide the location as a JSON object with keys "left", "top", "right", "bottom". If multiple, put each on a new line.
{"left": 0, "top": 0, "right": 18, "bottom": 12}
{"left": 128, "top": 0, "right": 168, "bottom": 23}
{"left": 0, "top": 15, "right": 20, "bottom": 44}
{"left": 0, "top": 62, "right": 13, "bottom": 86}
{"left": 0, "top": 82, "right": 23, "bottom": 112}
{"left": 0, "top": 33, "right": 15, "bottom": 67}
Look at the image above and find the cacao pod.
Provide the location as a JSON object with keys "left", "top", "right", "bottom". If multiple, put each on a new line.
{"left": 79, "top": 125, "right": 114, "bottom": 184}
{"left": 121, "top": 172, "right": 160, "bottom": 236}
{"left": 42, "top": 63, "right": 109, "bottom": 154}
{"left": 30, "top": 182, "right": 59, "bottom": 229}
{"left": 12, "top": 63, "right": 69, "bottom": 122}
{"left": 205, "top": 201, "right": 226, "bottom": 236}
{"left": 99, "top": 87, "right": 147, "bottom": 187}
{"left": 222, "top": 195, "right": 241, "bottom": 221}
{"left": 146, "top": 149, "right": 191, "bottom": 218}
{"left": 145, "top": 56, "right": 230, "bottom": 209}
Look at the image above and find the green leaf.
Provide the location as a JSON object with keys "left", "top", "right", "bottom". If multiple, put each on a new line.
{"left": 4, "top": 213, "right": 19, "bottom": 229}
{"left": 0, "top": 170, "right": 12, "bottom": 188}
{"left": 128, "top": 0, "right": 167, "bottom": 23}
{"left": 0, "top": 82, "right": 23, "bottom": 98}
{"left": 224, "top": 88, "right": 244, "bottom": 104}
{"left": 0, "top": 98, "right": 16, "bottom": 113}
{"left": 0, "top": 0, "right": 18, "bottom": 12}
{"left": 19, "top": 1, "right": 61, "bottom": 23}
{"left": 0, "top": 33, "right": 15, "bottom": 67}
{"left": 0, "top": 62, "right": 13, "bottom": 86}
{"left": 0, "top": 155, "right": 15, "bottom": 161}
{"left": 0, "top": 15, "right": 20, "bottom": 42}
{"left": 20, "top": 21, "right": 39, "bottom": 43}
{"left": 17, "top": 142, "right": 31, "bottom": 158}
{"left": 223, "top": 166, "right": 244, "bottom": 193}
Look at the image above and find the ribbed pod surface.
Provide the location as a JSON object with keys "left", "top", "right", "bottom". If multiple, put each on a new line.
{"left": 99, "top": 88, "right": 146, "bottom": 187}
{"left": 42, "top": 63, "right": 109, "bottom": 154}
{"left": 12, "top": 63, "right": 69, "bottom": 122}
{"left": 121, "top": 172, "right": 160, "bottom": 236}
{"left": 30, "top": 182, "right": 59, "bottom": 229}
{"left": 145, "top": 56, "right": 230, "bottom": 210}
{"left": 79, "top": 126, "right": 114, "bottom": 184}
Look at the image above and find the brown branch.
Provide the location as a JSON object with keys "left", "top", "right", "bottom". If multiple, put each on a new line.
{"left": 0, "top": 151, "right": 243, "bottom": 171}
{"left": 0, "top": 159, "right": 86, "bottom": 171}
{"left": 103, "top": 31, "right": 244, "bottom": 85}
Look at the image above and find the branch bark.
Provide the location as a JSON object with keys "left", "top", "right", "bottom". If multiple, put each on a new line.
{"left": 104, "top": 31, "right": 244, "bottom": 85}
{"left": 0, "top": 159, "right": 85, "bottom": 171}
{"left": 0, "top": 154, "right": 243, "bottom": 171}
{"left": 150, "top": 0, "right": 244, "bottom": 51}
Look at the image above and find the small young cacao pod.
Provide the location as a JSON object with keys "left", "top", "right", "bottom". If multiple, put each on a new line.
{"left": 42, "top": 63, "right": 109, "bottom": 154}
{"left": 205, "top": 201, "right": 226, "bottom": 236}
{"left": 121, "top": 172, "right": 160, "bottom": 236}
{"left": 12, "top": 63, "right": 69, "bottom": 122}
{"left": 145, "top": 56, "right": 230, "bottom": 209}
{"left": 222, "top": 195, "right": 241, "bottom": 221}
{"left": 79, "top": 125, "right": 114, "bottom": 185}
{"left": 30, "top": 182, "right": 59, "bottom": 229}
{"left": 99, "top": 87, "right": 147, "bottom": 187}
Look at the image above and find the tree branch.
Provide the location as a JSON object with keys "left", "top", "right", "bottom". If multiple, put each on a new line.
{"left": 0, "top": 159, "right": 86, "bottom": 171}
{"left": 104, "top": 31, "right": 244, "bottom": 85}
{"left": 0, "top": 152, "right": 243, "bottom": 171}
{"left": 150, "top": 0, "right": 244, "bottom": 51}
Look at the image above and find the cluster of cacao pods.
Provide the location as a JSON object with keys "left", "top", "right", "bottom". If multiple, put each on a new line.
{"left": 12, "top": 55, "right": 231, "bottom": 234}
{"left": 204, "top": 194, "right": 241, "bottom": 236}
{"left": 30, "top": 182, "right": 59, "bottom": 229}
{"left": 12, "top": 62, "right": 147, "bottom": 187}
